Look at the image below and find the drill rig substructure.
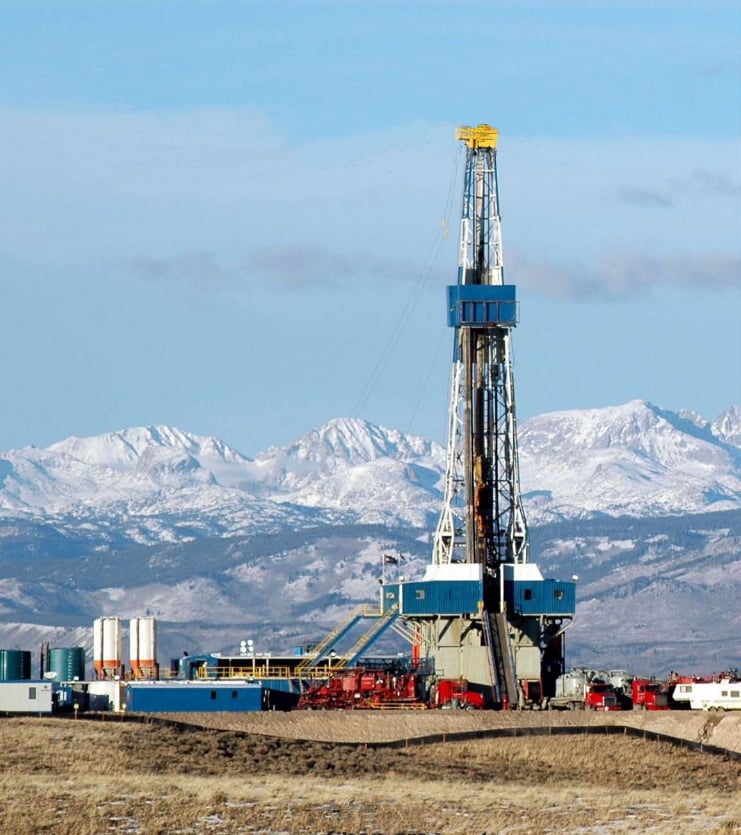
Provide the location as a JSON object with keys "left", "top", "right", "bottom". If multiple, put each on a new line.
{"left": 386, "top": 125, "right": 575, "bottom": 708}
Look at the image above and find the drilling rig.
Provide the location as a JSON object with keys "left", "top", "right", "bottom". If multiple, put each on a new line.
{"left": 382, "top": 125, "right": 575, "bottom": 708}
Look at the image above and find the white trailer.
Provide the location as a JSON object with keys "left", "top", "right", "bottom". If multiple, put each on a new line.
{"left": 0, "top": 681, "right": 53, "bottom": 714}
{"left": 676, "top": 680, "right": 741, "bottom": 711}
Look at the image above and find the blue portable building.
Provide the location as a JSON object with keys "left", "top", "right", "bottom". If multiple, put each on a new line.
{"left": 382, "top": 563, "right": 484, "bottom": 616}
{"left": 125, "top": 680, "right": 263, "bottom": 713}
{"left": 502, "top": 564, "right": 576, "bottom": 617}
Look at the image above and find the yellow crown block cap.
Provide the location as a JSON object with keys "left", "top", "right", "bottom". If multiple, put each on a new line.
{"left": 456, "top": 124, "right": 499, "bottom": 148}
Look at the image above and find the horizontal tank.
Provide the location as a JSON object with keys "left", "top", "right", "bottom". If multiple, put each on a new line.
{"left": 554, "top": 670, "right": 588, "bottom": 700}
{"left": 0, "top": 649, "right": 31, "bottom": 681}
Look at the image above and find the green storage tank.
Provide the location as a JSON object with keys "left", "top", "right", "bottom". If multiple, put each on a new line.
{"left": 0, "top": 649, "right": 32, "bottom": 680}
{"left": 48, "top": 647, "right": 86, "bottom": 681}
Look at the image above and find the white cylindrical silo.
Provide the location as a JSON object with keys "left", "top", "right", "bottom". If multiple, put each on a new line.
{"left": 93, "top": 616, "right": 121, "bottom": 678}
{"left": 129, "top": 617, "right": 157, "bottom": 678}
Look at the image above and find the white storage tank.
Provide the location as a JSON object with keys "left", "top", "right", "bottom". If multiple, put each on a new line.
{"left": 93, "top": 617, "right": 121, "bottom": 679}
{"left": 129, "top": 617, "right": 157, "bottom": 679}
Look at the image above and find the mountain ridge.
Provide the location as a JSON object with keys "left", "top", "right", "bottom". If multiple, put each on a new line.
{"left": 1, "top": 399, "right": 739, "bottom": 535}
{"left": 0, "top": 399, "right": 738, "bottom": 674}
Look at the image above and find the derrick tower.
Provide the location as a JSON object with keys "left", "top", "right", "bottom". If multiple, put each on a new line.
{"left": 382, "top": 125, "right": 575, "bottom": 708}
{"left": 434, "top": 123, "right": 527, "bottom": 575}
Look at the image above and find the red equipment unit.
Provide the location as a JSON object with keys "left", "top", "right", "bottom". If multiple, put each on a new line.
{"left": 298, "top": 668, "right": 425, "bottom": 710}
{"left": 297, "top": 669, "right": 485, "bottom": 710}
{"left": 432, "top": 678, "right": 485, "bottom": 710}
{"left": 631, "top": 678, "right": 670, "bottom": 711}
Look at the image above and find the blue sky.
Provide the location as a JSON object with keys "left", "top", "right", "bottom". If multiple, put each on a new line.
{"left": 1, "top": 1, "right": 739, "bottom": 455}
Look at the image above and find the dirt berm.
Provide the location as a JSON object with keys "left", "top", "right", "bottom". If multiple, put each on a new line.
{"left": 156, "top": 709, "right": 741, "bottom": 754}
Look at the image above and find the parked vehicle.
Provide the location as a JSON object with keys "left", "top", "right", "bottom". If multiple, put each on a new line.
{"left": 546, "top": 669, "right": 621, "bottom": 711}
{"left": 675, "top": 678, "right": 741, "bottom": 711}
{"left": 631, "top": 678, "right": 669, "bottom": 710}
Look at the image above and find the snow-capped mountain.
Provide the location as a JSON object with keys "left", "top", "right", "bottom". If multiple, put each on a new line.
{"left": 713, "top": 405, "right": 741, "bottom": 448}
{"left": 519, "top": 400, "right": 741, "bottom": 520}
{"left": 0, "top": 418, "right": 445, "bottom": 546}
{"left": 0, "top": 400, "right": 738, "bottom": 674}
{"left": 2, "top": 401, "right": 739, "bottom": 541}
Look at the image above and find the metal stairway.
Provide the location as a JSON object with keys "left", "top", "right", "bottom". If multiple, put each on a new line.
{"left": 483, "top": 610, "right": 518, "bottom": 707}
{"left": 334, "top": 605, "right": 399, "bottom": 669}
{"left": 295, "top": 606, "right": 365, "bottom": 673}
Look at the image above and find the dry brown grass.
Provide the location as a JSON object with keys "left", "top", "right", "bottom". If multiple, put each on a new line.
{"left": 164, "top": 705, "right": 741, "bottom": 751}
{"left": 0, "top": 716, "right": 739, "bottom": 834}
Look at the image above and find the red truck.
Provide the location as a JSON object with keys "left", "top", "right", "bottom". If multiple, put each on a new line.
{"left": 547, "top": 670, "right": 622, "bottom": 711}
{"left": 631, "top": 678, "right": 669, "bottom": 710}
{"left": 584, "top": 681, "right": 621, "bottom": 711}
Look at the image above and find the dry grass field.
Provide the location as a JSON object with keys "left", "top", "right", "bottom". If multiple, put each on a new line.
{"left": 1, "top": 714, "right": 740, "bottom": 834}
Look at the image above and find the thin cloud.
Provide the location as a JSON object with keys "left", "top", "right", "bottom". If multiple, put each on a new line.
{"left": 245, "top": 244, "right": 417, "bottom": 289}
{"left": 612, "top": 168, "right": 741, "bottom": 208}
{"left": 125, "top": 244, "right": 739, "bottom": 302}
{"left": 690, "top": 169, "right": 741, "bottom": 198}
{"left": 615, "top": 186, "right": 674, "bottom": 208}
{"left": 122, "top": 245, "right": 424, "bottom": 292}
{"left": 125, "top": 253, "right": 232, "bottom": 287}
{"left": 512, "top": 251, "right": 741, "bottom": 300}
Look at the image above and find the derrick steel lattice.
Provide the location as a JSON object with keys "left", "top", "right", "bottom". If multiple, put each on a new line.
{"left": 433, "top": 125, "right": 528, "bottom": 572}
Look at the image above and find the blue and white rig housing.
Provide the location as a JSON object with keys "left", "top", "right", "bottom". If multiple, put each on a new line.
{"left": 502, "top": 564, "right": 576, "bottom": 618}
{"left": 382, "top": 564, "right": 484, "bottom": 617}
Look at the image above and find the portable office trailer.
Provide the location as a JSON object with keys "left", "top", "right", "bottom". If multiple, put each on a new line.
{"left": 0, "top": 681, "right": 53, "bottom": 714}
{"left": 125, "top": 680, "right": 263, "bottom": 712}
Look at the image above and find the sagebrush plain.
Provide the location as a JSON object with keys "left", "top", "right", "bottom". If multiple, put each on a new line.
{"left": 1, "top": 715, "right": 740, "bottom": 834}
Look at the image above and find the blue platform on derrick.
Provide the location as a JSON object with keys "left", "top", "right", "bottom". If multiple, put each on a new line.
{"left": 447, "top": 284, "right": 518, "bottom": 327}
